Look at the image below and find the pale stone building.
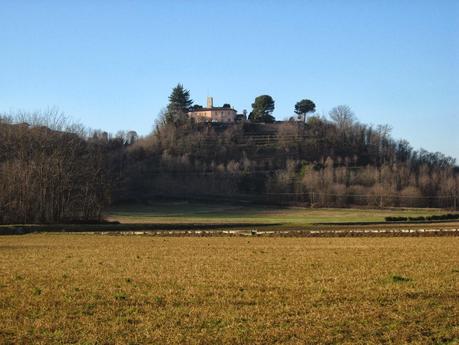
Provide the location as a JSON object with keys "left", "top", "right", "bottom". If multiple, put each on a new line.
{"left": 188, "top": 97, "right": 237, "bottom": 123}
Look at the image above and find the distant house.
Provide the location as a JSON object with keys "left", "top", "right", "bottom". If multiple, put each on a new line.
{"left": 188, "top": 97, "right": 237, "bottom": 123}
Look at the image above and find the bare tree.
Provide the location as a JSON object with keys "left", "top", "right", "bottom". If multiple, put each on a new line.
{"left": 329, "top": 105, "right": 355, "bottom": 129}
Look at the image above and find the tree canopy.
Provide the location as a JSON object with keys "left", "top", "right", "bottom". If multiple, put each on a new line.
{"left": 294, "top": 99, "right": 316, "bottom": 123}
{"left": 249, "top": 95, "right": 275, "bottom": 123}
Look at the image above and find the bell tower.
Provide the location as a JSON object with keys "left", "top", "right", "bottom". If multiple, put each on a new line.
{"left": 207, "top": 96, "right": 213, "bottom": 108}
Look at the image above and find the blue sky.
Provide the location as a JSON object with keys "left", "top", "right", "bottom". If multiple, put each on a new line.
{"left": 1, "top": 1, "right": 458, "bottom": 159}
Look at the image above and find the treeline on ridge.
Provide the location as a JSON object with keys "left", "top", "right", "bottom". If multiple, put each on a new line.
{"left": 0, "top": 85, "right": 458, "bottom": 224}
{"left": 119, "top": 85, "right": 458, "bottom": 209}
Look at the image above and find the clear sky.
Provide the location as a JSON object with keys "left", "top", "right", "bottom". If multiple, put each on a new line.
{"left": 1, "top": 1, "right": 458, "bottom": 160}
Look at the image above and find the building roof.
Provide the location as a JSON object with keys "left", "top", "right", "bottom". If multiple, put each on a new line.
{"left": 188, "top": 107, "right": 236, "bottom": 112}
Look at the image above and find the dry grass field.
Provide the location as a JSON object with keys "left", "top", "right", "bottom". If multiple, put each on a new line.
{"left": 1, "top": 234, "right": 458, "bottom": 344}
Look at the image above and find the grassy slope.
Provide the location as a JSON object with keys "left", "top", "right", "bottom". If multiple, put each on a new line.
{"left": 107, "top": 202, "right": 454, "bottom": 227}
{"left": 1, "top": 235, "right": 458, "bottom": 344}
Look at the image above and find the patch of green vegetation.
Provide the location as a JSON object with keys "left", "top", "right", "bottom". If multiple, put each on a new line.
{"left": 391, "top": 275, "right": 411, "bottom": 283}
{"left": 114, "top": 292, "right": 128, "bottom": 300}
{"left": 107, "top": 202, "right": 453, "bottom": 227}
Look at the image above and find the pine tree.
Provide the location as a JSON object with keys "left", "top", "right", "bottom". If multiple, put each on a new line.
{"left": 248, "top": 95, "right": 275, "bottom": 123}
{"left": 294, "top": 99, "right": 316, "bottom": 123}
{"left": 165, "top": 84, "right": 193, "bottom": 124}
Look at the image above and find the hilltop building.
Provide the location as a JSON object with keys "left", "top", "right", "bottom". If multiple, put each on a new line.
{"left": 188, "top": 97, "right": 237, "bottom": 123}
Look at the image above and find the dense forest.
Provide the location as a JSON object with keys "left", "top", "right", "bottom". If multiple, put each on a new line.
{"left": 1, "top": 85, "right": 457, "bottom": 223}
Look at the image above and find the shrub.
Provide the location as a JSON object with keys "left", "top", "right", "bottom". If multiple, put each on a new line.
{"left": 385, "top": 214, "right": 459, "bottom": 222}
{"left": 385, "top": 216, "right": 408, "bottom": 222}
{"left": 408, "top": 216, "right": 426, "bottom": 221}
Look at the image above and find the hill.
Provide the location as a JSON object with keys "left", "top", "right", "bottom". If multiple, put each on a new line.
{"left": 116, "top": 118, "right": 458, "bottom": 209}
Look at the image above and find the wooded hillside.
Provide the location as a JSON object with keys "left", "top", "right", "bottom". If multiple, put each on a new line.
{"left": 118, "top": 119, "right": 458, "bottom": 209}
{"left": 1, "top": 87, "right": 457, "bottom": 224}
{"left": 0, "top": 114, "right": 113, "bottom": 223}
